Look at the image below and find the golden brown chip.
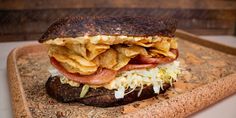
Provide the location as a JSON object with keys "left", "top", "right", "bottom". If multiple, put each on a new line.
{"left": 49, "top": 45, "right": 97, "bottom": 67}
{"left": 153, "top": 40, "right": 170, "bottom": 52}
{"left": 98, "top": 48, "right": 118, "bottom": 69}
{"left": 112, "top": 53, "right": 131, "bottom": 70}
{"left": 92, "top": 56, "right": 100, "bottom": 66}
{"left": 149, "top": 51, "right": 161, "bottom": 58}
{"left": 86, "top": 43, "right": 110, "bottom": 60}
{"left": 65, "top": 44, "right": 87, "bottom": 58}
{"left": 170, "top": 38, "right": 178, "bottom": 49}
{"left": 51, "top": 53, "right": 98, "bottom": 75}
{"left": 48, "top": 45, "right": 68, "bottom": 55}
{"left": 149, "top": 49, "right": 176, "bottom": 59}
{"left": 61, "top": 63, "right": 97, "bottom": 75}
{"left": 68, "top": 54, "right": 97, "bottom": 67}
{"left": 115, "top": 45, "right": 148, "bottom": 58}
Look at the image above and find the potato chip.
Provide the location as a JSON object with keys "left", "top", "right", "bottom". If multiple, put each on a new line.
{"left": 49, "top": 45, "right": 101, "bottom": 75}
{"left": 65, "top": 44, "right": 87, "bottom": 58}
{"left": 149, "top": 51, "right": 161, "bottom": 58}
{"left": 170, "top": 38, "right": 178, "bottom": 49}
{"left": 92, "top": 56, "right": 100, "bottom": 66}
{"left": 149, "top": 49, "right": 176, "bottom": 59}
{"left": 112, "top": 53, "right": 131, "bottom": 70}
{"left": 98, "top": 48, "right": 118, "bottom": 69}
{"left": 49, "top": 45, "right": 97, "bottom": 67}
{"left": 68, "top": 54, "right": 97, "bottom": 67}
{"left": 86, "top": 43, "right": 110, "bottom": 60}
{"left": 115, "top": 45, "right": 148, "bottom": 58}
{"left": 48, "top": 45, "right": 68, "bottom": 55}
{"left": 51, "top": 53, "right": 98, "bottom": 75}
{"left": 61, "top": 63, "right": 97, "bottom": 75}
{"left": 153, "top": 40, "right": 170, "bottom": 52}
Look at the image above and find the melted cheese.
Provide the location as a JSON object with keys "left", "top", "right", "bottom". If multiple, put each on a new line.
{"left": 44, "top": 35, "right": 172, "bottom": 45}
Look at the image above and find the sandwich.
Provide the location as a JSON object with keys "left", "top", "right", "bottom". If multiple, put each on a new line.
{"left": 39, "top": 16, "right": 180, "bottom": 107}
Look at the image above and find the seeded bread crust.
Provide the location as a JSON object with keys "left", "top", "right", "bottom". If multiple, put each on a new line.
{"left": 39, "top": 16, "right": 177, "bottom": 43}
{"left": 46, "top": 76, "right": 171, "bottom": 107}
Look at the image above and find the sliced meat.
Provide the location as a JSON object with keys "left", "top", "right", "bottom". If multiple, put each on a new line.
{"left": 118, "top": 49, "right": 178, "bottom": 72}
{"left": 131, "top": 49, "right": 178, "bottom": 64}
{"left": 119, "top": 64, "right": 157, "bottom": 72}
{"left": 50, "top": 58, "right": 117, "bottom": 85}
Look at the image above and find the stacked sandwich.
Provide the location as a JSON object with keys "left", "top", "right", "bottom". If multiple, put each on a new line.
{"left": 39, "top": 16, "right": 181, "bottom": 107}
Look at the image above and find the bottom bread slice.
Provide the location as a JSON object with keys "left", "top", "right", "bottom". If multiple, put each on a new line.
{"left": 46, "top": 76, "right": 171, "bottom": 107}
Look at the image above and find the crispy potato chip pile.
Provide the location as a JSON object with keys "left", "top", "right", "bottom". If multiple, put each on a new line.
{"left": 47, "top": 36, "right": 178, "bottom": 75}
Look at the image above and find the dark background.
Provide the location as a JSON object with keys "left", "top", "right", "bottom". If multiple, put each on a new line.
{"left": 0, "top": 0, "right": 236, "bottom": 42}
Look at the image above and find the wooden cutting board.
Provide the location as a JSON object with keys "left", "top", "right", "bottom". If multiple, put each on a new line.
{"left": 7, "top": 30, "right": 236, "bottom": 118}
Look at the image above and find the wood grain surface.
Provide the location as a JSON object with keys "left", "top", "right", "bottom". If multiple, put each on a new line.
{"left": 7, "top": 30, "right": 236, "bottom": 118}
{"left": 1, "top": 0, "right": 236, "bottom": 42}
{"left": 1, "top": 0, "right": 236, "bottom": 10}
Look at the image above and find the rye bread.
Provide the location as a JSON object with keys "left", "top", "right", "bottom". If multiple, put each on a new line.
{"left": 39, "top": 16, "right": 177, "bottom": 43}
{"left": 46, "top": 76, "right": 171, "bottom": 107}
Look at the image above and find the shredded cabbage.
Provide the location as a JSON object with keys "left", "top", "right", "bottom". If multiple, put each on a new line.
{"left": 115, "top": 86, "right": 125, "bottom": 99}
{"left": 48, "top": 66, "right": 62, "bottom": 76}
{"left": 80, "top": 84, "right": 89, "bottom": 98}
{"left": 104, "top": 60, "right": 181, "bottom": 98}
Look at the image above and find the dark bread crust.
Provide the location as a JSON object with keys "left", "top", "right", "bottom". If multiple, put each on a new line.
{"left": 39, "top": 16, "right": 177, "bottom": 43}
{"left": 46, "top": 76, "right": 171, "bottom": 107}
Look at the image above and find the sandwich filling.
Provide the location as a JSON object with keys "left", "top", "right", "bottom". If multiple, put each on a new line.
{"left": 49, "top": 61, "right": 180, "bottom": 98}
{"left": 45, "top": 35, "right": 180, "bottom": 98}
